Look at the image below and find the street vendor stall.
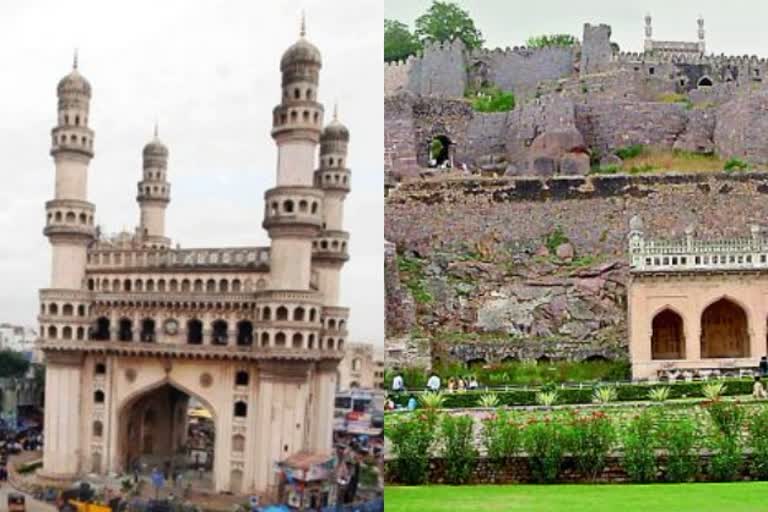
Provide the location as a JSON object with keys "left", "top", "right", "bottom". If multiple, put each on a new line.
{"left": 275, "top": 452, "right": 336, "bottom": 511}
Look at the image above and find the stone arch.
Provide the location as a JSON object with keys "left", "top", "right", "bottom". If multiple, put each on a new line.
{"left": 651, "top": 308, "right": 685, "bottom": 360}
{"left": 426, "top": 134, "right": 452, "bottom": 168}
{"left": 697, "top": 75, "right": 714, "bottom": 87}
{"left": 701, "top": 297, "right": 749, "bottom": 358}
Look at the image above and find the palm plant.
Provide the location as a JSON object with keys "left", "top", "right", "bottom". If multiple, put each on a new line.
{"left": 592, "top": 385, "right": 618, "bottom": 404}
{"left": 648, "top": 386, "right": 670, "bottom": 402}
{"left": 478, "top": 392, "right": 500, "bottom": 408}
{"left": 419, "top": 390, "right": 446, "bottom": 410}
{"left": 535, "top": 390, "right": 558, "bottom": 407}
{"left": 703, "top": 381, "right": 727, "bottom": 400}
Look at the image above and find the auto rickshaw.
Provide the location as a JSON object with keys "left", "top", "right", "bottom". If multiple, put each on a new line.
{"left": 8, "top": 492, "right": 25, "bottom": 512}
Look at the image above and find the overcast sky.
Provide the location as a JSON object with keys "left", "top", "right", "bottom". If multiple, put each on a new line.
{"left": 386, "top": 0, "right": 768, "bottom": 57}
{"left": 0, "top": 0, "right": 383, "bottom": 346}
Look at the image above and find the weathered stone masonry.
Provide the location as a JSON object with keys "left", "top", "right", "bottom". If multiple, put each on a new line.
{"left": 385, "top": 173, "right": 768, "bottom": 365}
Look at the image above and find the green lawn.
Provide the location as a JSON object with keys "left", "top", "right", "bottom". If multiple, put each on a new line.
{"left": 385, "top": 483, "right": 768, "bottom": 511}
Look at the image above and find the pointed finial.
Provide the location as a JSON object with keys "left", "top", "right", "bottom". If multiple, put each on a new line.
{"left": 154, "top": 119, "right": 159, "bottom": 139}
{"left": 300, "top": 10, "right": 306, "bottom": 38}
{"left": 73, "top": 48, "right": 78, "bottom": 70}
{"left": 333, "top": 101, "right": 338, "bottom": 121}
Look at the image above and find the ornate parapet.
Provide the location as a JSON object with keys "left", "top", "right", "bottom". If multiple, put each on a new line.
{"left": 86, "top": 246, "right": 270, "bottom": 271}
{"left": 628, "top": 216, "right": 768, "bottom": 273}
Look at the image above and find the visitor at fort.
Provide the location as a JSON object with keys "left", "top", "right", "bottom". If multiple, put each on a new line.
{"left": 391, "top": 372, "right": 404, "bottom": 393}
{"left": 468, "top": 376, "right": 479, "bottom": 390}
{"left": 456, "top": 377, "right": 466, "bottom": 391}
{"left": 754, "top": 376, "right": 767, "bottom": 400}
{"left": 407, "top": 395, "right": 418, "bottom": 411}
{"left": 760, "top": 356, "right": 768, "bottom": 377}
{"left": 426, "top": 373, "right": 441, "bottom": 392}
{"left": 447, "top": 377, "right": 456, "bottom": 392}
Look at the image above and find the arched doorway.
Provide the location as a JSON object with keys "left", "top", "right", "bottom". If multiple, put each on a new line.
{"left": 697, "top": 76, "right": 713, "bottom": 88}
{"left": 701, "top": 298, "right": 749, "bottom": 358}
{"left": 428, "top": 135, "right": 452, "bottom": 168}
{"left": 119, "top": 382, "right": 216, "bottom": 490}
{"left": 651, "top": 309, "right": 685, "bottom": 359}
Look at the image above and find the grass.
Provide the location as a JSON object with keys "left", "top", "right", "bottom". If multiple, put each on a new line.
{"left": 619, "top": 147, "right": 743, "bottom": 173}
{"left": 385, "top": 482, "right": 768, "bottom": 511}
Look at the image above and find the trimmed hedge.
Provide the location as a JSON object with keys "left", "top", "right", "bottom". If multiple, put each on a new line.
{"left": 391, "top": 379, "right": 755, "bottom": 408}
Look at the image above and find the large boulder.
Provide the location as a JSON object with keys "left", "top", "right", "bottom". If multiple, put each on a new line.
{"left": 560, "top": 152, "right": 591, "bottom": 175}
{"left": 715, "top": 91, "right": 768, "bottom": 164}
{"left": 528, "top": 128, "right": 587, "bottom": 159}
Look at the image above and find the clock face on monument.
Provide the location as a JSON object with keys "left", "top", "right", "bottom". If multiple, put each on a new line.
{"left": 164, "top": 319, "right": 179, "bottom": 335}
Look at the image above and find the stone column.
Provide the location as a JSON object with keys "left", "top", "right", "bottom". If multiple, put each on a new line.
{"left": 40, "top": 351, "right": 84, "bottom": 480}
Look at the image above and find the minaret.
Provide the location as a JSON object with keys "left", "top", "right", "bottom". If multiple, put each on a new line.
{"left": 644, "top": 13, "right": 653, "bottom": 53}
{"left": 137, "top": 123, "right": 171, "bottom": 249}
{"left": 313, "top": 103, "right": 351, "bottom": 306}
{"left": 45, "top": 51, "right": 96, "bottom": 288}
{"left": 39, "top": 51, "right": 95, "bottom": 480}
{"left": 697, "top": 15, "right": 706, "bottom": 54}
{"left": 264, "top": 15, "right": 325, "bottom": 290}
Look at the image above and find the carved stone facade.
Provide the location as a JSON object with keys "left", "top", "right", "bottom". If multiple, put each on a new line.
{"left": 628, "top": 218, "right": 767, "bottom": 379}
{"left": 38, "top": 25, "right": 351, "bottom": 497}
{"left": 338, "top": 342, "right": 384, "bottom": 390}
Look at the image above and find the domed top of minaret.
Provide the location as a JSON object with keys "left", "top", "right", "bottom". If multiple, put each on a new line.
{"left": 280, "top": 13, "right": 322, "bottom": 72}
{"left": 143, "top": 123, "right": 168, "bottom": 158}
{"left": 321, "top": 104, "right": 349, "bottom": 142}
{"left": 57, "top": 50, "right": 92, "bottom": 97}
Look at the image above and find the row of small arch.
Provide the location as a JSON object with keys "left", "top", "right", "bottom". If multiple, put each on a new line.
{"left": 87, "top": 276, "right": 248, "bottom": 294}
{"left": 267, "top": 198, "right": 321, "bottom": 217}
{"left": 283, "top": 86, "right": 316, "bottom": 101}
{"left": 53, "top": 132, "right": 93, "bottom": 149}
{"left": 318, "top": 156, "right": 346, "bottom": 169}
{"left": 60, "top": 112, "right": 88, "bottom": 126}
{"left": 45, "top": 317, "right": 345, "bottom": 350}
{"left": 316, "top": 171, "right": 349, "bottom": 186}
{"left": 46, "top": 209, "right": 94, "bottom": 226}
{"left": 139, "top": 184, "right": 169, "bottom": 197}
{"left": 312, "top": 236, "right": 348, "bottom": 253}
{"left": 273, "top": 107, "right": 322, "bottom": 127}
{"left": 86, "top": 249, "right": 267, "bottom": 267}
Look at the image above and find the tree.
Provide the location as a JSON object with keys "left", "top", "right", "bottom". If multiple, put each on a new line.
{"left": 526, "top": 34, "right": 578, "bottom": 48}
{"left": 0, "top": 351, "right": 30, "bottom": 378}
{"left": 385, "top": 19, "right": 422, "bottom": 62}
{"left": 414, "top": 1, "right": 484, "bottom": 50}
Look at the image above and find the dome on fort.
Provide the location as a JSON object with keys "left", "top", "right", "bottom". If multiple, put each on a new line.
{"left": 143, "top": 124, "right": 168, "bottom": 158}
{"left": 281, "top": 38, "right": 322, "bottom": 71}
{"left": 57, "top": 68, "right": 91, "bottom": 98}
{"left": 322, "top": 118, "right": 349, "bottom": 142}
{"left": 280, "top": 15, "right": 321, "bottom": 71}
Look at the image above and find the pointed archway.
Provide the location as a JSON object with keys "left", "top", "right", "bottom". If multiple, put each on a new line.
{"left": 651, "top": 308, "right": 685, "bottom": 359}
{"left": 701, "top": 298, "right": 749, "bottom": 358}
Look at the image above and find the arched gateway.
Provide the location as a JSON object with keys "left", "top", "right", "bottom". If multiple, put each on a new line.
{"left": 628, "top": 218, "right": 764, "bottom": 380}
{"left": 36, "top": 20, "right": 350, "bottom": 499}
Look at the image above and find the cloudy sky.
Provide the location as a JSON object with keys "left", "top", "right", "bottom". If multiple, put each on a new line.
{"left": 386, "top": 0, "right": 768, "bottom": 57}
{"left": 0, "top": 0, "right": 383, "bottom": 345}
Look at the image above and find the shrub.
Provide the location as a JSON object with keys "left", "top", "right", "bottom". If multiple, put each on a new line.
{"left": 702, "top": 399, "right": 744, "bottom": 438}
{"left": 592, "top": 385, "right": 618, "bottom": 404}
{"left": 544, "top": 226, "right": 569, "bottom": 254}
{"left": 591, "top": 164, "right": 619, "bottom": 175}
{"left": 748, "top": 408, "right": 768, "bottom": 479}
{"left": 615, "top": 144, "right": 645, "bottom": 160}
{"left": 467, "top": 86, "right": 516, "bottom": 113}
{"left": 568, "top": 410, "right": 616, "bottom": 480}
{"left": 628, "top": 163, "right": 657, "bottom": 174}
{"left": 387, "top": 413, "right": 436, "bottom": 484}
{"left": 526, "top": 34, "right": 577, "bottom": 48}
{"left": 420, "top": 391, "right": 446, "bottom": 410}
{"left": 724, "top": 157, "right": 749, "bottom": 172}
{"left": 648, "top": 386, "right": 670, "bottom": 402}
{"left": 478, "top": 392, "right": 500, "bottom": 408}
{"left": 441, "top": 414, "right": 478, "bottom": 484}
{"left": 708, "top": 434, "right": 742, "bottom": 482}
{"left": 535, "top": 390, "right": 558, "bottom": 407}
{"left": 702, "top": 381, "right": 727, "bottom": 401}
{"left": 523, "top": 418, "right": 568, "bottom": 483}
{"left": 482, "top": 410, "right": 522, "bottom": 466}
{"left": 622, "top": 410, "right": 657, "bottom": 482}
{"left": 658, "top": 416, "right": 699, "bottom": 482}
